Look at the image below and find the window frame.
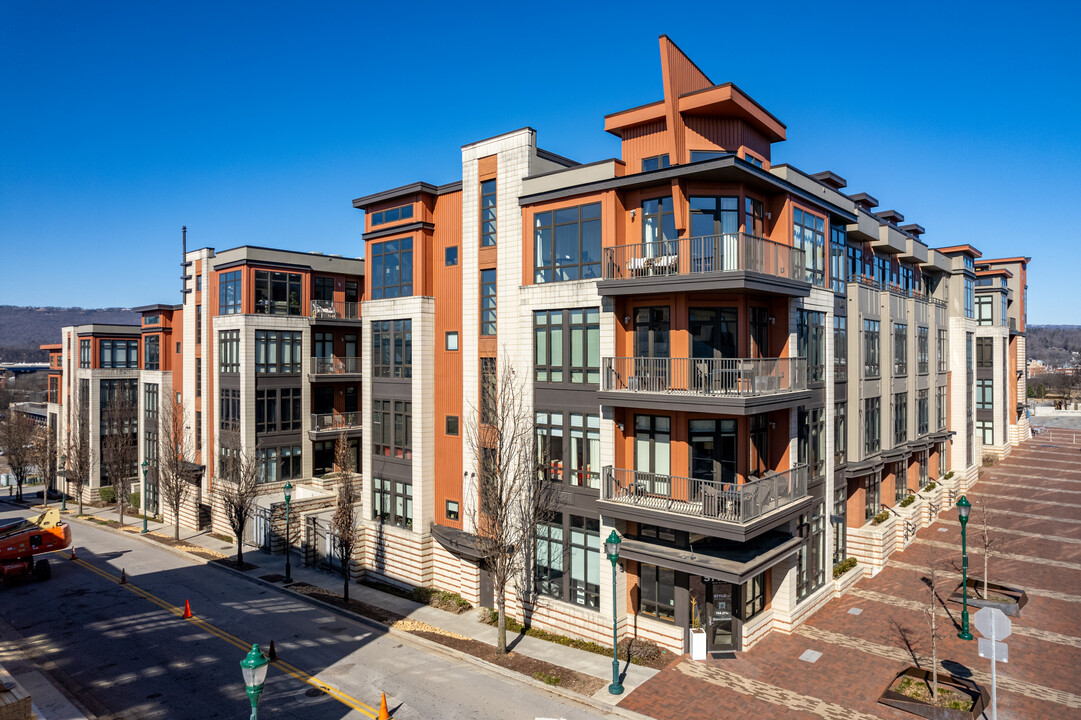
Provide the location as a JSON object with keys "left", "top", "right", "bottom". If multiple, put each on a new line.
{"left": 532, "top": 202, "right": 602, "bottom": 283}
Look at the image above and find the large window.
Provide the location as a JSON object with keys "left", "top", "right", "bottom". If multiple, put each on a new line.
{"left": 834, "top": 316, "right": 847, "bottom": 382}
{"left": 480, "top": 357, "right": 497, "bottom": 425}
{"left": 865, "top": 471, "right": 882, "bottom": 522}
{"left": 481, "top": 269, "right": 497, "bottom": 335}
{"left": 977, "top": 419, "right": 994, "bottom": 446}
{"left": 830, "top": 225, "right": 847, "bottom": 293}
{"left": 100, "top": 339, "right": 139, "bottom": 368}
{"left": 797, "top": 502, "right": 826, "bottom": 600}
{"left": 964, "top": 277, "right": 975, "bottom": 319}
{"left": 370, "top": 238, "right": 413, "bottom": 299}
{"left": 144, "top": 336, "right": 160, "bottom": 371}
{"left": 219, "top": 330, "right": 239, "bottom": 373}
{"left": 832, "top": 484, "right": 847, "bottom": 564}
{"left": 937, "top": 386, "right": 948, "bottom": 429}
{"left": 797, "top": 310, "right": 825, "bottom": 385}
{"left": 220, "top": 388, "right": 240, "bottom": 431}
{"left": 480, "top": 180, "right": 497, "bottom": 247}
{"left": 372, "top": 320, "right": 412, "bottom": 378}
{"left": 535, "top": 513, "right": 600, "bottom": 610}
{"left": 977, "top": 379, "right": 994, "bottom": 410}
{"left": 798, "top": 407, "right": 826, "bottom": 481}
{"left": 144, "top": 383, "right": 159, "bottom": 422}
{"left": 254, "top": 270, "right": 302, "bottom": 315}
{"left": 938, "top": 329, "right": 948, "bottom": 372}
{"left": 534, "top": 308, "right": 600, "bottom": 384}
{"left": 536, "top": 517, "right": 564, "bottom": 598}
{"left": 255, "top": 388, "right": 301, "bottom": 434}
{"left": 373, "top": 477, "right": 413, "bottom": 529}
{"left": 533, "top": 202, "right": 601, "bottom": 283}
{"left": 219, "top": 270, "right": 241, "bottom": 314}
{"left": 373, "top": 400, "right": 411, "bottom": 460}
{"left": 254, "top": 331, "right": 302, "bottom": 374}
{"left": 918, "top": 389, "right": 929, "bottom": 435}
{"left": 569, "top": 515, "right": 600, "bottom": 609}
{"left": 894, "top": 392, "right": 908, "bottom": 444}
{"left": 893, "top": 323, "right": 907, "bottom": 376}
{"left": 917, "top": 327, "right": 929, "bottom": 374}
{"left": 80, "top": 339, "right": 91, "bottom": 368}
{"left": 976, "top": 295, "right": 994, "bottom": 326}
{"left": 865, "top": 397, "right": 881, "bottom": 455}
{"left": 536, "top": 410, "right": 600, "bottom": 489}
{"left": 638, "top": 563, "right": 676, "bottom": 622}
{"left": 793, "top": 208, "right": 826, "bottom": 287}
{"left": 256, "top": 445, "right": 302, "bottom": 483}
{"left": 642, "top": 196, "right": 676, "bottom": 253}
{"left": 977, "top": 337, "right": 994, "bottom": 368}
{"left": 863, "top": 320, "right": 880, "bottom": 377}
{"left": 835, "top": 402, "right": 847, "bottom": 466}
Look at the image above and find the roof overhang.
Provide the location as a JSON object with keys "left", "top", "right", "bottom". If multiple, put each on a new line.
{"left": 618, "top": 532, "right": 801, "bottom": 585}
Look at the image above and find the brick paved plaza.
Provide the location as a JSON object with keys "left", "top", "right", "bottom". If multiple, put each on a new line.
{"left": 620, "top": 431, "right": 1081, "bottom": 719}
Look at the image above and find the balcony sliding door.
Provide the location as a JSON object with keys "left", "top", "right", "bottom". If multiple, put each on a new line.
{"left": 690, "top": 307, "right": 737, "bottom": 393}
{"left": 689, "top": 196, "right": 738, "bottom": 272}
{"left": 634, "top": 415, "right": 670, "bottom": 496}
{"left": 634, "top": 307, "right": 670, "bottom": 391}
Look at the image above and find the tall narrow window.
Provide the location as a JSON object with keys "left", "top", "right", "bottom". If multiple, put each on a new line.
{"left": 894, "top": 392, "right": 907, "bottom": 444}
{"left": 370, "top": 239, "right": 413, "bottom": 299}
{"left": 797, "top": 310, "right": 825, "bottom": 385}
{"left": 196, "top": 305, "right": 202, "bottom": 344}
{"left": 480, "top": 358, "right": 497, "bottom": 425}
{"left": 480, "top": 180, "right": 497, "bottom": 247}
{"left": 863, "top": 320, "right": 880, "bottom": 377}
{"left": 917, "top": 327, "right": 929, "bottom": 374}
{"left": 793, "top": 208, "right": 826, "bottom": 286}
{"left": 830, "top": 224, "right": 847, "bottom": 293}
{"left": 144, "top": 336, "right": 160, "bottom": 371}
{"left": 893, "top": 323, "right": 907, "bottom": 376}
{"left": 834, "top": 316, "right": 847, "bottom": 382}
{"left": 938, "top": 329, "right": 948, "bottom": 372}
{"left": 835, "top": 402, "right": 847, "bottom": 466}
{"left": 865, "top": 397, "right": 881, "bottom": 455}
{"left": 480, "top": 269, "right": 496, "bottom": 335}
{"left": 219, "top": 270, "right": 241, "bottom": 314}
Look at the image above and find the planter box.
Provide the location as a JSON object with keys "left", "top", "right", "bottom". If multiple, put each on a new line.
{"left": 878, "top": 666, "right": 989, "bottom": 720}
{"left": 948, "top": 577, "right": 1028, "bottom": 617}
{"left": 688, "top": 628, "right": 707, "bottom": 661}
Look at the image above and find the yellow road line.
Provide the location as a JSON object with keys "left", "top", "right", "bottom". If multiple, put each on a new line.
{"left": 67, "top": 552, "right": 384, "bottom": 717}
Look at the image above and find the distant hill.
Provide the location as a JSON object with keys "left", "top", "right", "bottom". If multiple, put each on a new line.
{"left": 1027, "top": 325, "right": 1081, "bottom": 368}
{"left": 0, "top": 305, "right": 141, "bottom": 362}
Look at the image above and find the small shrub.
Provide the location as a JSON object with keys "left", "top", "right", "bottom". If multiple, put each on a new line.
{"left": 534, "top": 672, "right": 561, "bottom": 686}
{"left": 942, "top": 471, "right": 954, "bottom": 480}
{"left": 411, "top": 587, "right": 433, "bottom": 604}
{"left": 129, "top": 492, "right": 140, "bottom": 509}
{"left": 833, "top": 557, "right": 858, "bottom": 579}
{"left": 98, "top": 487, "right": 117, "bottom": 504}
{"left": 982, "top": 457, "right": 996, "bottom": 467}
{"left": 899, "top": 494, "right": 916, "bottom": 508}
{"left": 872, "top": 510, "right": 891, "bottom": 525}
{"left": 925, "top": 481, "right": 937, "bottom": 491}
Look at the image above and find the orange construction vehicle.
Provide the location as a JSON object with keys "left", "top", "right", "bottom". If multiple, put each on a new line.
{"left": 0, "top": 508, "right": 71, "bottom": 583}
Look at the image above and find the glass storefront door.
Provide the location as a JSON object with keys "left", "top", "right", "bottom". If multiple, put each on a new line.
{"left": 706, "top": 581, "right": 738, "bottom": 651}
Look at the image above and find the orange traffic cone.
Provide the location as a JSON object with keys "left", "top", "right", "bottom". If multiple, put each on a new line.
{"left": 70, "top": 547, "right": 77, "bottom": 560}
{"left": 378, "top": 692, "right": 389, "bottom": 720}
{"left": 119, "top": 569, "right": 127, "bottom": 584}
{"left": 182, "top": 599, "right": 192, "bottom": 619}
{"left": 268, "top": 641, "right": 277, "bottom": 662}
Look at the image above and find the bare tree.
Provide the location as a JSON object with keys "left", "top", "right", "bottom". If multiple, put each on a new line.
{"left": 158, "top": 400, "right": 195, "bottom": 540}
{"left": 217, "top": 424, "right": 261, "bottom": 567}
{"left": 0, "top": 411, "right": 36, "bottom": 502}
{"left": 974, "top": 501, "right": 1009, "bottom": 599}
{"left": 465, "top": 352, "right": 556, "bottom": 654}
{"left": 30, "top": 424, "right": 57, "bottom": 507}
{"left": 65, "top": 395, "right": 93, "bottom": 516}
{"left": 922, "top": 547, "right": 944, "bottom": 704}
{"left": 331, "top": 431, "right": 362, "bottom": 601}
{"left": 100, "top": 382, "right": 138, "bottom": 526}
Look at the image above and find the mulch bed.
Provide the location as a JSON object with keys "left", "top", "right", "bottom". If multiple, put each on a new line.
{"left": 212, "top": 557, "right": 260, "bottom": 572}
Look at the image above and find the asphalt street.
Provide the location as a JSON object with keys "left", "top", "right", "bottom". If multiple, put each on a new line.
{"left": 0, "top": 506, "right": 612, "bottom": 720}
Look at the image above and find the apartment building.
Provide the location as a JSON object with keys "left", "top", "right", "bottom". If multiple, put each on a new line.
{"left": 47, "top": 36, "right": 1029, "bottom": 657}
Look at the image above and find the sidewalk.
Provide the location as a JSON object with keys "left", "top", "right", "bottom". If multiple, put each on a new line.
{"left": 25, "top": 497, "right": 659, "bottom": 709}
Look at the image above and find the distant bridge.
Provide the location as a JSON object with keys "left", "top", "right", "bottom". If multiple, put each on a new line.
{"left": 0, "top": 363, "right": 49, "bottom": 375}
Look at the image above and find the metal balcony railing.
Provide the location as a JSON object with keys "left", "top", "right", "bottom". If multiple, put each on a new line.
{"left": 602, "top": 464, "right": 808, "bottom": 524}
{"left": 310, "top": 299, "right": 360, "bottom": 320}
{"left": 602, "top": 357, "right": 806, "bottom": 397}
{"left": 310, "top": 356, "right": 362, "bottom": 376}
{"left": 310, "top": 412, "right": 362, "bottom": 432}
{"left": 602, "top": 233, "right": 805, "bottom": 283}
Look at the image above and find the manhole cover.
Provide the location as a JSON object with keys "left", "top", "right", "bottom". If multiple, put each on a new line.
{"left": 260, "top": 574, "right": 286, "bottom": 583}
{"left": 305, "top": 688, "right": 326, "bottom": 698}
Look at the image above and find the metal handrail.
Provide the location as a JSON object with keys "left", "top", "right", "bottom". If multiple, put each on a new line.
{"left": 310, "top": 412, "right": 361, "bottom": 432}
{"left": 310, "top": 299, "right": 360, "bottom": 320}
{"left": 602, "top": 357, "right": 806, "bottom": 396}
{"left": 602, "top": 232, "right": 805, "bottom": 282}
{"left": 310, "top": 356, "right": 362, "bottom": 375}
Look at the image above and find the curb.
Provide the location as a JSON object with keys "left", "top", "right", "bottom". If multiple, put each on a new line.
{"left": 53, "top": 509, "right": 656, "bottom": 720}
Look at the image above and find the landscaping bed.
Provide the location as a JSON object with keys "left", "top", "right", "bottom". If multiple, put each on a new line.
{"left": 879, "top": 667, "right": 988, "bottom": 719}
{"left": 948, "top": 577, "right": 1028, "bottom": 617}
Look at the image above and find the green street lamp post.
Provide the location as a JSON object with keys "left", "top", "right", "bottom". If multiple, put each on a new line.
{"left": 957, "top": 495, "right": 973, "bottom": 640}
{"left": 604, "top": 530, "right": 624, "bottom": 695}
{"left": 240, "top": 643, "right": 270, "bottom": 720}
{"left": 141, "top": 460, "right": 149, "bottom": 534}
{"left": 59, "top": 454, "right": 67, "bottom": 512}
{"left": 283, "top": 481, "right": 293, "bottom": 584}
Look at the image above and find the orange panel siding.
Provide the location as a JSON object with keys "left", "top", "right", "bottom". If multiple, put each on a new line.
{"left": 621, "top": 120, "right": 668, "bottom": 173}
{"left": 433, "top": 190, "right": 464, "bottom": 529}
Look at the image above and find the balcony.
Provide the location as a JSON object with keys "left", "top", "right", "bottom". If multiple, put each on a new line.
{"left": 310, "top": 299, "right": 360, "bottom": 322}
{"left": 598, "top": 233, "right": 809, "bottom": 297}
{"left": 600, "top": 465, "right": 810, "bottom": 541}
{"left": 309, "top": 356, "right": 362, "bottom": 381}
{"left": 309, "top": 412, "right": 362, "bottom": 439}
{"left": 599, "top": 356, "right": 809, "bottom": 414}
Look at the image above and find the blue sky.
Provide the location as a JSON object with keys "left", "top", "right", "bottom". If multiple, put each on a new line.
{"left": 2, "top": 1, "right": 1078, "bottom": 323}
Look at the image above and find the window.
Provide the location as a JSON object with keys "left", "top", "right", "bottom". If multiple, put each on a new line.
{"left": 964, "top": 277, "right": 975, "bottom": 319}
{"left": 256, "top": 445, "right": 301, "bottom": 483}
{"left": 834, "top": 316, "right": 847, "bottom": 381}
{"left": 977, "top": 419, "right": 994, "bottom": 446}
{"left": 533, "top": 202, "right": 601, "bottom": 283}
{"left": 144, "top": 383, "right": 159, "bottom": 421}
{"left": 195, "top": 411, "right": 202, "bottom": 451}
{"left": 254, "top": 331, "right": 302, "bottom": 374}
{"left": 219, "top": 330, "right": 239, "bottom": 373}
{"left": 144, "top": 314, "right": 160, "bottom": 326}
{"left": 1001, "top": 294, "right": 1008, "bottom": 327}
{"left": 977, "top": 337, "right": 994, "bottom": 368}
{"left": 642, "top": 196, "right": 676, "bottom": 253}
{"left": 537, "top": 410, "right": 599, "bottom": 489}
{"left": 196, "top": 305, "right": 202, "bottom": 343}
{"left": 638, "top": 563, "right": 676, "bottom": 622}
{"left": 641, "top": 154, "right": 670, "bottom": 171}
{"left": 196, "top": 358, "right": 201, "bottom": 396}
{"left": 793, "top": 208, "right": 826, "bottom": 287}
{"left": 219, "top": 270, "right": 241, "bottom": 314}
{"left": 145, "top": 336, "right": 160, "bottom": 371}
{"left": 254, "top": 270, "right": 302, "bottom": 315}
{"left": 893, "top": 323, "right": 907, "bottom": 376}
{"left": 938, "top": 329, "right": 948, "bottom": 372}
{"left": 536, "top": 411, "right": 565, "bottom": 483}
{"left": 568, "top": 515, "right": 600, "bottom": 609}
{"left": 372, "top": 320, "right": 412, "bottom": 378}
{"left": 372, "top": 477, "right": 413, "bottom": 529}
{"left": 797, "top": 502, "right": 826, "bottom": 600}
{"left": 220, "top": 388, "right": 240, "bottom": 431}
{"left": 917, "top": 327, "right": 929, "bottom": 374}
{"left": 99, "top": 339, "right": 139, "bottom": 368}
{"left": 569, "top": 308, "right": 600, "bottom": 384}
{"left": 80, "top": 339, "right": 91, "bottom": 368}
{"left": 830, "top": 225, "right": 847, "bottom": 293}
{"left": 480, "top": 180, "right": 497, "bottom": 247}
{"left": 445, "top": 246, "right": 458, "bottom": 266}
{"left": 835, "top": 402, "right": 847, "bottom": 466}
{"left": 480, "top": 358, "right": 497, "bottom": 425}
{"left": 865, "top": 397, "right": 881, "bottom": 455}
{"left": 967, "top": 333, "right": 974, "bottom": 467}
{"left": 445, "top": 415, "right": 459, "bottom": 436}
{"left": 894, "top": 392, "right": 907, "bottom": 444}
{"left": 937, "top": 386, "right": 948, "bottom": 430}
{"left": 369, "top": 203, "right": 414, "bottom": 227}
{"left": 100, "top": 378, "right": 137, "bottom": 410}
{"left": 145, "top": 429, "right": 158, "bottom": 466}
{"left": 798, "top": 407, "right": 826, "bottom": 481}
{"left": 536, "top": 516, "right": 564, "bottom": 598}
{"left": 865, "top": 471, "right": 882, "bottom": 522}
{"left": 797, "top": 310, "right": 825, "bottom": 385}
{"left": 689, "top": 150, "right": 725, "bottom": 162}
{"left": 279, "top": 446, "right": 302, "bottom": 480}
{"left": 373, "top": 400, "right": 412, "bottom": 460}
{"left": 534, "top": 311, "right": 563, "bottom": 382}
{"left": 446, "top": 501, "right": 460, "bottom": 522}
{"left": 533, "top": 307, "right": 600, "bottom": 384}
{"left": 918, "top": 389, "right": 929, "bottom": 435}
{"left": 313, "top": 441, "right": 334, "bottom": 476}
{"left": 863, "top": 320, "right": 880, "bottom": 377}
{"left": 743, "top": 572, "right": 766, "bottom": 620}
{"left": 977, "top": 379, "right": 994, "bottom": 410}
{"left": 481, "top": 269, "right": 497, "bottom": 335}
{"left": 255, "top": 388, "right": 301, "bottom": 434}
{"left": 196, "top": 275, "right": 202, "bottom": 292}
{"left": 370, "top": 238, "right": 413, "bottom": 299}
{"left": 976, "top": 295, "right": 993, "bottom": 326}
{"left": 832, "top": 483, "right": 847, "bottom": 565}
{"left": 439, "top": 330, "right": 458, "bottom": 352}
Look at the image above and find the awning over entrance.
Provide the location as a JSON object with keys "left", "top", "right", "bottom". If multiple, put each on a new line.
{"left": 619, "top": 531, "right": 801, "bottom": 586}
{"left": 431, "top": 523, "right": 491, "bottom": 562}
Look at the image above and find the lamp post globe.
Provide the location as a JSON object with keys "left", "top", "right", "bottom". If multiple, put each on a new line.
{"left": 957, "top": 495, "right": 973, "bottom": 640}
{"left": 283, "top": 481, "right": 293, "bottom": 583}
{"left": 604, "top": 529, "right": 624, "bottom": 695}
{"left": 240, "top": 643, "right": 270, "bottom": 720}
{"left": 141, "top": 460, "right": 149, "bottom": 534}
